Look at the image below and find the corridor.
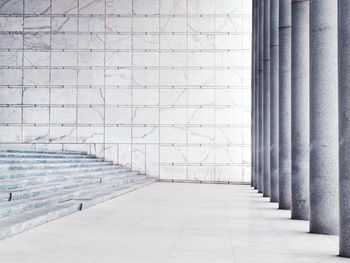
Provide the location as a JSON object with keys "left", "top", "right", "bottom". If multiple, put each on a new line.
{"left": 0, "top": 182, "right": 346, "bottom": 263}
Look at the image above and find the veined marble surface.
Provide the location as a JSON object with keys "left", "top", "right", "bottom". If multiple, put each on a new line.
{"left": 0, "top": 0, "right": 251, "bottom": 182}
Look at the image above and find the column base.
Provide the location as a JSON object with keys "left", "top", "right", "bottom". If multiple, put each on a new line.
{"left": 291, "top": 215, "right": 309, "bottom": 221}
{"left": 339, "top": 246, "right": 350, "bottom": 258}
{"left": 278, "top": 204, "right": 291, "bottom": 210}
{"left": 270, "top": 194, "right": 279, "bottom": 203}
{"left": 291, "top": 207, "right": 309, "bottom": 220}
{"left": 309, "top": 226, "right": 339, "bottom": 236}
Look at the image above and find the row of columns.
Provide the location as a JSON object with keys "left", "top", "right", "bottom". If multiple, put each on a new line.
{"left": 251, "top": 0, "right": 350, "bottom": 257}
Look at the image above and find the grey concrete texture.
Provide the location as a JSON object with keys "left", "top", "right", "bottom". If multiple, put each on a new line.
{"left": 254, "top": 0, "right": 260, "bottom": 190}
{"left": 251, "top": 0, "right": 257, "bottom": 188}
{"left": 291, "top": 0, "right": 310, "bottom": 220}
{"left": 278, "top": 0, "right": 292, "bottom": 210}
{"left": 269, "top": 0, "right": 279, "bottom": 203}
{"left": 263, "top": 0, "right": 271, "bottom": 198}
{"left": 339, "top": 0, "right": 350, "bottom": 256}
{"left": 309, "top": 0, "right": 339, "bottom": 235}
{"left": 258, "top": 0, "right": 265, "bottom": 193}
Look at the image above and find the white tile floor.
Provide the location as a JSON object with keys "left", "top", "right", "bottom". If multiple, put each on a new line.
{"left": 0, "top": 182, "right": 348, "bottom": 263}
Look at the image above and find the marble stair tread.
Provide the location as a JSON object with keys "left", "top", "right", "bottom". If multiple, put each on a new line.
{"left": 0, "top": 152, "right": 95, "bottom": 159}
{"left": 0, "top": 157, "right": 105, "bottom": 164}
{"left": 0, "top": 149, "right": 156, "bottom": 239}
{"left": 0, "top": 174, "right": 147, "bottom": 219}
{"left": 0, "top": 175, "right": 150, "bottom": 219}
{"left": 0, "top": 177, "right": 155, "bottom": 240}
{"left": 0, "top": 160, "right": 114, "bottom": 171}
{"left": 78, "top": 177, "right": 156, "bottom": 210}
{"left": 0, "top": 190, "right": 75, "bottom": 218}
{"left": 0, "top": 164, "right": 121, "bottom": 180}
{"left": 0, "top": 201, "right": 80, "bottom": 239}
{"left": 0, "top": 149, "right": 87, "bottom": 155}
{"left": 0, "top": 168, "right": 132, "bottom": 190}
{"left": 0, "top": 176, "right": 145, "bottom": 221}
{"left": 0, "top": 171, "right": 140, "bottom": 202}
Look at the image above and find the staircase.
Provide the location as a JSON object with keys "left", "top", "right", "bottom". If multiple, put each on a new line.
{"left": 0, "top": 149, "right": 155, "bottom": 239}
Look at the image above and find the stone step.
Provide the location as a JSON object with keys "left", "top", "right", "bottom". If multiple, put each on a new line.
{"left": 0, "top": 160, "right": 113, "bottom": 171}
{"left": 0, "top": 148, "right": 155, "bottom": 240}
{"left": 0, "top": 157, "right": 105, "bottom": 164}
{"left": 0, "top": 152, "right": 94, "bottom": 159}
{"left": 0, "top": 149, "right": 87, "bottom": 155}
{"left": 0, "top": 168, "right": 131, "bottom": 191}
{"left": 0, "top": 174, "right": 148, "bottom": 219}
{"left": 0, "top": 164, "right": 121, "bottom": 180}
{"left": 0, "top": 171, "right": 140, "bottom": 202}
{"left": 0, "top": 177, "right": 155, "bottom": 239}
{"left": 0, "top": 201, "right": 80, "bottom": 240}
{"left": 77, "top": 177, "right": 155, "bottom": 210}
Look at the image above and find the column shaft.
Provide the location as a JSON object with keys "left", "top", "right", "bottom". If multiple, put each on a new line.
{"left": 250, "top": 0, "right": 255, "bottom": 189}
{"left": 263, "top": 0, "right": 271, "bottom": 197}
{"left": 254, "top": 0, "right": 260, "bottom": 190}
{"left": 339, "top": 0, "right": 350, "bottom": 254}
{"left": 309, "top": 0, "right": 338, "bottom": 235}
{"left": 269, "top": 0, "right": 279, "bottom": 203}
{"left": 258, "top": 0, "right": 264, "bottom": 193}
{"left": 251, "top": 0, "right": 257, "bottom": 190}
{"left": 278, "top": 0, "right": 292, "bottom": 209}
{"left": 291, "top": 0, "right": 309, "bottom": 220}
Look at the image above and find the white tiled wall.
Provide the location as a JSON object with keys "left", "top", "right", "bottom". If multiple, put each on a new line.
{"left": 0, "top": 0, "right": 251, "bottom": 182}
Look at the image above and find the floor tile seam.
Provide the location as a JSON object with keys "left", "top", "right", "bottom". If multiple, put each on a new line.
{"left": 224, "top": 201, "right": 239, "bottom": 263}
{"left": 254, "top": 192, "right": 311, "bottom": 262}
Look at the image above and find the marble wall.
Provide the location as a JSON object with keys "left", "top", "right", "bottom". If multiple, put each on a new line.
{"left": 0, "top": 0, "right": 251, "bottom": 182}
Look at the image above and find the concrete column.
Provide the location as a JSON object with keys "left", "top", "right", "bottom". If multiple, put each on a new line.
{"left": 278, "top": 0, "right": 291, "bottom": 209}
{"left": 339, "top": 0, "right": 350, "bottom": 255}
{"left": 254, "top": 0, "right": 260, "bottom": 190}
{"left": 251, "top": 0, "right": 255, "bottom": 187}
{"left": 291, "top": 0, "right": 309, "bottom": 220}
{"left": 263, "top": 0, "right": 270, "bottom": 197}
{"left": 252, "top": 0, "right": 258, "bottom": 189}
{"left": 269, "top": 0, "right": 279, "bottom": 203}
{"left": 309, "top": 0, "right": 338, "bottom": 235}
{"left": 258, "top": 0, "right": 264, "bottom": 193}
